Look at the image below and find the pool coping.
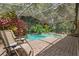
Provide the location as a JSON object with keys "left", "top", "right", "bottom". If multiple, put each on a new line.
{"left": 28, "top": 37, "right": 63, "bottom": 55}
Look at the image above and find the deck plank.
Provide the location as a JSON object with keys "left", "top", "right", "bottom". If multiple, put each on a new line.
{"left": 37, "top": 36, "right": 79, "bottom": 56}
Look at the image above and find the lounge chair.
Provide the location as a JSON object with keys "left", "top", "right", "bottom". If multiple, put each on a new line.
{"left": 0, "top": 30, "right": 34, "bottom": 56}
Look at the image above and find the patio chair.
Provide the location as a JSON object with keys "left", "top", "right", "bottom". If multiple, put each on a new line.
{"left": 10, "top": 30, "right": 27, "bottom": 44}
{"left": 0, "top": 30, "right": 34, "bottom": 56}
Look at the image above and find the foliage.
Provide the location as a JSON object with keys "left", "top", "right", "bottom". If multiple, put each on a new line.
{"left": 28, "top": 23, "right": 52, "bottom": 34}
{"left": 43, "top": 24, "right": 53, "bottom": 32}
{"left": 28, "top": 24, "right": 44, "bottom": 34}
{"left": 52, "top": 21, "right": 75, "bottom": 33}
{"left": 0, "top": 11, "right": 28, "bottom": 36}
{"left": 0, "top": 11, "right": 17, "bottom": 19}
{"left": 28, "top": 20, "right": 75, "bottom": 34}
{"left": 0, "top": 3, "right": 76, "bottom": 34}
{"left": 9, "top": 19, "right": 28, "bottom": 36}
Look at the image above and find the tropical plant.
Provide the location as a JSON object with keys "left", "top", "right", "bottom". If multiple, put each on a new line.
{"left": 28, "top": 23, "right": 53, "bottom": 34}
{"left": 29, "top": 24, "right": 44, "bottom": 34}
{"left": 43, "top": 24, "right": 52, "bottom": 32}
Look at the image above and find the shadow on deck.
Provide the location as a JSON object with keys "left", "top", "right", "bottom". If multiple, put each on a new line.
{"left": 36, "top": 35, "right": 79, "bottom": 56}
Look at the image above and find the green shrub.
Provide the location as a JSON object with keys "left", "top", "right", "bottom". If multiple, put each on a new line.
{"left": 28, "top": 24, "right": 53, "bottom": 34}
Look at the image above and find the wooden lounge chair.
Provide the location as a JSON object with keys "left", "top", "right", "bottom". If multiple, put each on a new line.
{"left": 0, "top": 30, "right": 34, "bottom": 56}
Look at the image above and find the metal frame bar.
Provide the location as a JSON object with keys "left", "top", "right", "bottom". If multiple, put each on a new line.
{"left": 18, "top": 3, "right": 33, "bottom": 17}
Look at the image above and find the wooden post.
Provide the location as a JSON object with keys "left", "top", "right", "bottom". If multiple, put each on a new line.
{"left": 75, "top": 3, "right": 79, "bottom": 34}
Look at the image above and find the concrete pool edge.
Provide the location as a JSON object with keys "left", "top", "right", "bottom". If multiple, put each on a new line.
{"left": 28, "top": 37, "right": 62, "bottom": 55}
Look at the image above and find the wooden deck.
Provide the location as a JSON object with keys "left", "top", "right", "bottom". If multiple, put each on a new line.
{"left": 36, "top": 36, "right": 79, "bottom": 56}
{"left": 0, "top": 36, "right": 79, "bottom": 56}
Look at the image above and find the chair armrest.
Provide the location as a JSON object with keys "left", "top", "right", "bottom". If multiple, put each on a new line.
{"left": 4, "top": 42, "right": 17, "bottom": 49}
{"left": 15, "top": 37, "right": 25, "bottom": 41}
{"left": 15, "top": 37, "right": 26, "bottom": 44}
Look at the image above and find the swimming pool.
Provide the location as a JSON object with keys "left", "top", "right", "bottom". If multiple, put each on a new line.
{"left": 24, "top": 33, "right": 66, "bottom": 41}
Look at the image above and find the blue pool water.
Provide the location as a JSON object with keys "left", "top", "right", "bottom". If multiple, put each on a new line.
{"left": 24, "top": 33, "right": 66, "bottom": 41}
